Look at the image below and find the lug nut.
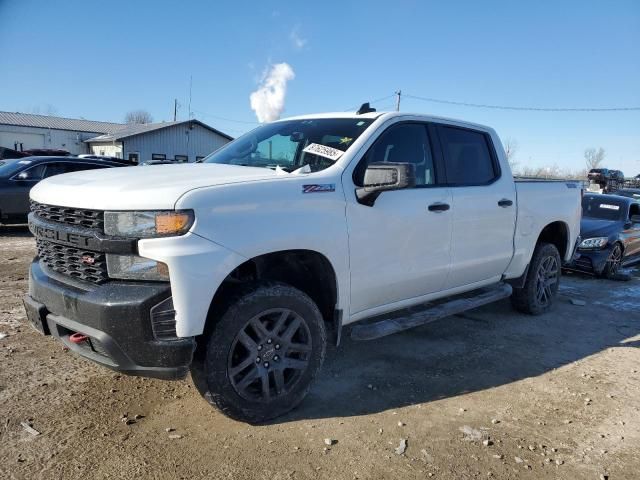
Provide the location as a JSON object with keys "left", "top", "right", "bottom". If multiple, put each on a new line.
{"left": 275, "top": 344, "right": 280, "bottom": 349}
{"left": 267, "top": 339, "right": 272, "bottom": 344}
{"left": 274, "top": 355, "right": 279, "bottom": 361}
{"left": 257, "top": 345, "right": 263, "bottom": 351}
{"left": 263, "top": 362, "right": 269, "bottom": 368}
{"left": 255, "top": 357, "right": 261, "bottom": 363}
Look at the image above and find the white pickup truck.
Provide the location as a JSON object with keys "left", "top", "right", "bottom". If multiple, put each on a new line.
{"left": 24, "top": 108, "right": 581, "bottom": 422}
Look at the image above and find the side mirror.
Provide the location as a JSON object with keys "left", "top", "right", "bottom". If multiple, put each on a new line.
{"left": 630, "top": 214, "right": 640, "bottom": 223}
{"left": 355, "top": 162, "right": 416, "bottom": 206}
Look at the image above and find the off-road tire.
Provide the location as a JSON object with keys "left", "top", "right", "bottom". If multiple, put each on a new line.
{"left": 511, "top": 242, "right": 561, "bottom": 315}
{"left": 192, "top": 282, "right": 326, "bottom": 423}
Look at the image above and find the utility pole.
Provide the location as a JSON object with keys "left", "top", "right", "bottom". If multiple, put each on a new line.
{"left": 395, "top": 90, "right": 402, "bottom": 111}
{"left": 173, "top": 99, "right": 178, "bottom": 121}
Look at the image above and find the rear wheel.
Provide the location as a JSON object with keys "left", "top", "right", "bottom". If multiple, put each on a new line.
{"left": 511, "top": 242, "right": 561, "bottom": 315}
{"left": 194, "top": 283, "right": 326, "bottom": 423}
{"left": 601, "top": 243, "right": 623, "bottom": 279}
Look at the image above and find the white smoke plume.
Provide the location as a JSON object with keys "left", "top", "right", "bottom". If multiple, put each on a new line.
{"left": 249, "top": 63, "right": 295, "bottom": 123}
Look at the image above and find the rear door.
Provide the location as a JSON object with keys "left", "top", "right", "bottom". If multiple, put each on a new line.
{"left": 435, "top": 124, "right": 516, "bottom": 289}
{"left": 346, "top": 122, "right": 453, "bottom": 315}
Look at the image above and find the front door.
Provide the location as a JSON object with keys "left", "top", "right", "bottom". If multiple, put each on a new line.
{"left": 435, "top": 124, "right": 516, "bottom": 289}
{"left": 624, "top": 203, "right": 640, "bottom": 260}
{"left": 345, "top": 122, "right": 453, "bottom": 316}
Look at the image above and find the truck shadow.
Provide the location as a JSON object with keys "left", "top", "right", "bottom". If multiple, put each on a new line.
{"left": 275, "top": 271, "right": 640, "bottom": 423}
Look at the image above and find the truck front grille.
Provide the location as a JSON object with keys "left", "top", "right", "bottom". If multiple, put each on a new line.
{"left": 30, "top": 201, "right": 104, "bottom": 230}
{"left": 36, "top": 239, "right": 108, "bottom": 284}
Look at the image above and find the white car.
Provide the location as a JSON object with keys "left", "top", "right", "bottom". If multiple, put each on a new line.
{"left": 24, "top": 109, "right": 581, "bottom": 422}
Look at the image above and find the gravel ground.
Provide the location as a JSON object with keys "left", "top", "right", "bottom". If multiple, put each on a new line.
{"left": 1, "top": 226, "right": 639, "bottom": 480}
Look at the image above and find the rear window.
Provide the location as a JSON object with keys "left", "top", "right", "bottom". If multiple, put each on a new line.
{"left": 439, "top": 126, "right": 497, "bottom": 185}
{"left": 582, "top": 196, "right": 625, "bottom": 221}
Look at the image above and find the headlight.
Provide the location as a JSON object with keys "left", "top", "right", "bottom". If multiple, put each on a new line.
{"left": 106, "top": 254, "right": 169, "bottom": 281}
{"left": 104, "top": 210, "right": 194, "bottom": 238}
{"left": 579, "top": 237, "right": 608, "bottom": 249}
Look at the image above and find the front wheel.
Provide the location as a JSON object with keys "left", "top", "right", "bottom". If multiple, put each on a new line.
{"left": 511, "top": 242, "right": 561, "bottom": 315}
{"left": 194, "top": 283, "right": 327, "bottom": 423}
{"left": 601, "top": 243, "right": 623, "bottom": 279}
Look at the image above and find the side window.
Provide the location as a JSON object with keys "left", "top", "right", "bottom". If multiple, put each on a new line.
{"left": 439, "top": 126, "right": 497, "bottom": 185}
{"left": 15, "top": 164, "right": 46, "bottom": 180}
{"left": 354, "top": 123, "right": 436, "bottom": 187}
{"left": 65, "top": 163, "right": 108, "bottom": 173}
{"left": 629, "top": 203, "right": 640, "bottom": 219}
{"left": 42, "top": 162, "right": 73, "bottom": 178}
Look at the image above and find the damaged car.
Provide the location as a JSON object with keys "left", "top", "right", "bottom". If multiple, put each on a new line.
{"left": 570, "top": 193, "right": 640, "bottom": 277}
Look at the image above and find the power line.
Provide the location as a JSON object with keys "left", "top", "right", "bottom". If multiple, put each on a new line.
{"left": 403, "top": 93, "right": 640, "bottom": 112}
{"left": 343, "top": 94, "right": 396, "bottom": 112}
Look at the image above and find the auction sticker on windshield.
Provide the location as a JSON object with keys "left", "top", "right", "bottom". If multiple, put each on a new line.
{"left": 303, "top": 143, "right": 344, "bottom": 161}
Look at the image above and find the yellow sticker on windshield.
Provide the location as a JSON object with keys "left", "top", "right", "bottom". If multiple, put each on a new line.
{"left": 339, "top": 137, "right": 353, "bottom": 146}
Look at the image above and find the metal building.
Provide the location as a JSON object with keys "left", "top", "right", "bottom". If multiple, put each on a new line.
{"left": 85, "top": 120, "right": 233, "bottom": 163}
{"left": 0, "top": 111, "right": 233, "bottom": 163}
{"left": 0, "top": 111, "right": 122, "bottom": 155}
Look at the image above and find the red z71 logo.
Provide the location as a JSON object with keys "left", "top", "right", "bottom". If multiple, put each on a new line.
{"left": 302, "top": 184, "right": 335, "bottom": 194}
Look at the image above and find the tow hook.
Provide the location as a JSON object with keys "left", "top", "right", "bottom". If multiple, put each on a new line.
{"left": 69, "top": 333, "right": 89, "bottom": 344}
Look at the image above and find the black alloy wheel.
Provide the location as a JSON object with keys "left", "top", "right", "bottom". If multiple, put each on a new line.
{"left": 534, "top": 254, "right": 559, "bottom": 308}
{"left": 228, "top": 308, "right": 312, "bottom": 402}
{"left": 511, "top": 242, "right": 561, "bottom": 315}
{"left": 603, "top": 243, "right": 623, "bottom": 279}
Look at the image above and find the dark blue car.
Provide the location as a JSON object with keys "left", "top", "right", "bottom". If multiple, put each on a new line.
{"left": 570, "top": 193, "right": 640, "bottom": 277}
{"left": 0, "top": 156, "right": 126, "bottom": 225}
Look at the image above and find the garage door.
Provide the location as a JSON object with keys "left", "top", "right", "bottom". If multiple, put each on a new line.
{"left": 0, "top": 132, "right": 46, "bottom": 150}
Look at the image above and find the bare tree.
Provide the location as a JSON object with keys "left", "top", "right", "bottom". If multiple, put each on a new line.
{"left": 503, "top": 137, "right": 519, "bottom": 170}
{"left": 28, "top": 104, "right": 58, "bottom": 116}
{"left": 518, "top": 164, "right": 587, "bottom": 180}
{"left": 124, "top": 110, "right": 153, "bottom": 124}
{"left": 584, "top": 147, "right": 606, "bottom": 170}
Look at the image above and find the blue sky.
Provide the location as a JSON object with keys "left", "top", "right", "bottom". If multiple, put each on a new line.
{"left": 1, "top": 0, "right": 638, "bottom": 173}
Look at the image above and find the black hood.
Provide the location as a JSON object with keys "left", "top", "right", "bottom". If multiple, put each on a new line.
{"left": 580, "top": 217, "right": 623, "bottom": 239}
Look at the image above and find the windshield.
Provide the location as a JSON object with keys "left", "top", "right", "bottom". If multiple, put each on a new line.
{"left": 582, "top": 196, "right": 626, "bottom": 221}
{"left": 202, "top": 118, "right": 374, "bottom": 172}
{"left": 0, "top": 158, "right": 35, "bottom": 178}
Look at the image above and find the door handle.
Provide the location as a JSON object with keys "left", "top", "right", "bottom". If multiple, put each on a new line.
{"left": 498, "top": 199, "right": 513, "bottom": 208}
{"left": 428, "top": 202, "right": 450, "bottom": 212}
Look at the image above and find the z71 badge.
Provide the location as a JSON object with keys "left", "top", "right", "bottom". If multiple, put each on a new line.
{"left": 302, "top": 184, "right": 336, "bottom": 194}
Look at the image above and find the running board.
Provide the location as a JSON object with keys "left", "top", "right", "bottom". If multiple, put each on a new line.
{"left": 350, "top": 283, "right": 513, "bottom": 341}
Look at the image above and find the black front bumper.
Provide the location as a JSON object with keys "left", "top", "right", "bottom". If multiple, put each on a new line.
{"left": 568, "top": 248, "right": 611, "bottom": 275}
{"left": 25, "top": 259, "right": 195, "bottom": 380}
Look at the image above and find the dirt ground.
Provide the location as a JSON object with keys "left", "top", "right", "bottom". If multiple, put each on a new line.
{"left": 1, "top": 226, "right": 639, "bottom": 480}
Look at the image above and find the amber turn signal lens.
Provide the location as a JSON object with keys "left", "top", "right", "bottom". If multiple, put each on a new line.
{"left": 155, "top": 212, "right": 193, "bottom": 235}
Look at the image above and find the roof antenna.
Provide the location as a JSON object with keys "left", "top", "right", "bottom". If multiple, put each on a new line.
{"left": 356, "top": 102, "right": 376, "bottom": 115}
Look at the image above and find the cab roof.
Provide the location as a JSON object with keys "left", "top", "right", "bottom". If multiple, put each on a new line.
{"left": 279, "top": 111, "right": 494, "bottom": 132}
